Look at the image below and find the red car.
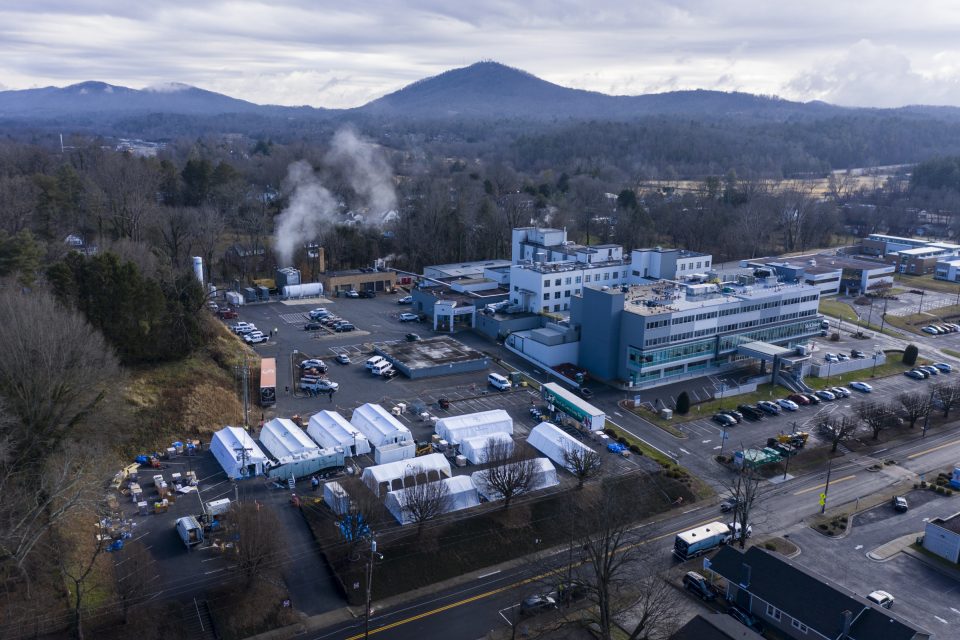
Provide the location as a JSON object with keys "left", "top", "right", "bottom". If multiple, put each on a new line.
{"left": 218, "top": 308, "right": 238, "bottom": 319}
{"left": 788, "top": 394, "right": 810, "bottom": 406}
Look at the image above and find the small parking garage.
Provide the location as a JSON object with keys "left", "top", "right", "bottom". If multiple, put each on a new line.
{"left": 375, "top": 336, "right": 490, "bottom": 379}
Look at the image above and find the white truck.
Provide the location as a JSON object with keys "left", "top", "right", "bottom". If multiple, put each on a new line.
{"left": 673, "top": 521, "right": 731, "bottom": 561}
{"left": 175, "top": 516, "right": 204, "bottom": 549}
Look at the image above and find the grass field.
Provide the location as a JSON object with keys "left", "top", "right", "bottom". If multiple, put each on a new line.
{"left": 895, "top": 273, "right": 960, "bottom": 295}
{"left": 883, "top": 304, "right": 960, "bottom": 336}
{"left": 819, "top": 298, "right": 898, "bottom": 336}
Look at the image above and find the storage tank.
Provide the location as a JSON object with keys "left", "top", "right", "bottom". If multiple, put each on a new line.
{"left": 282, "top": 283, "right": 324, "bottom": 298}
{"left": 192, "top": 257, "right": 203, "bottom": 285}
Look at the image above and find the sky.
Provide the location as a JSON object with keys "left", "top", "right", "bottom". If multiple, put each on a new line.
{"left": 2, "top": 1, "right": 960, "bottom": 109}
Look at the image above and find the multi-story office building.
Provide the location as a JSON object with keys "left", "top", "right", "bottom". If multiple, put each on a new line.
{"left": 571, "top": 278, "right": 822, "bottom": 387}
{"left": 628, "top": 247, "right": 713, "bottom": 282}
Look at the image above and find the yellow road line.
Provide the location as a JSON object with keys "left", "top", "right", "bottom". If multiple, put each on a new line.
{"left": 345, "top": 517, "right": 717, "bottom": 639}
{"left": 793, "top": 475, "right": 856, "bottom": 495}
{"left": 906, "top": 438, "right": 960, "bottom": 460}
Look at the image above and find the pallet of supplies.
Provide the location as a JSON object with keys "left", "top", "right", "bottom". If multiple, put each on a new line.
{"left": 154, "top": 499, "right": 168, "bottom": 514}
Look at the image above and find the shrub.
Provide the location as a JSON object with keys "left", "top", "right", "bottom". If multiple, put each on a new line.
{"left": 921, "top": 481, "right": 927, "bottom": 488}
{"left": 628, "top": 444, "right": 641, "bottom": 454}
{"left": 618, "top": 436, "right": 628, "bottom": 445}
{"left": 764, "top": 542, "right": 777, "bottom": 550}
{"left": 903, "top": 344, "right": 919, "bottom": 366}
{"left": 914, "top": 483, "right": 920, "bottom": 489}
{"left": 818, "top": 524, "right": 829, "bottom": 530}
{"left": 936, "top": 486, "right": 946, "bottom": 494}
{"left": 675, "top": 391, "right": 691, "bottom": 415}
{"left": 946, "top": 489, "right": 954, "bottom": 496}
{"left": 603, "top": 428, "right": 616, "bottom": 437}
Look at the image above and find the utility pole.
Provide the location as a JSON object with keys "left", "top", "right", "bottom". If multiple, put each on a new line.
{"left": 820, "top": 458, "right": 834, "bottom": 515}
{"left": 878, "top": 298, "right": 888, "bottom": 336}
{"left": 235, "top": 357, "right": 250, "bottom": 428}
{"left": 364, "top": 538, "right": 383, "bottom": 640}
{"left": 918, "top": 289, "right": 925, "bottom": 315}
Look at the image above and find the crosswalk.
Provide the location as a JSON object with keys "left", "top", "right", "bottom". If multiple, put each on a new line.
{"left": 279, "top": 311, "right": 311, "bottom": 324}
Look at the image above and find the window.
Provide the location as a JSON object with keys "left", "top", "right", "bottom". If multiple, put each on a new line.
{"left": 543, "top": 293, "right": 550, "bottom": 301}
{"left": 542, "top": 306, "right": 549, "bottom": 313}
{"left": 633, "top": 270, "right": 640, "bottom": 276}
{"left": 565, "top": 277, "right": 572, "bottom": 285}
{"left": 622, "top": 270, "right": 627, "bottom": 278}
{"left": 585, "top": 275, "right": 592, "bottom": 283}
{"left": 604, "top": 273, "right": 610, "bottom": 280}
{"left": 697, "top": 261, "right": 702, "bottom": 268}
{"left": 564, "top": 290, "right": 571, "bottom": 297}
{"left": 575, "top": 276, "right": 582, "bottom": 283}
{"left": 513, "top": 286, "right": 518, "bottom": 292}
{"left": 543, "top": 279, "right": 550, "bottom": 287}
{"left": 791, "top": 619, "right": 808, "bottom": 633}
{"left": 704, "top": 260, "right": 710, "bottom": 268}
{"left": 554, "top": 279, "right": 561, "bottom": 286}
{"left": 575, "top": 289, "right": 581, "bottom": 295}
{"left": 766, "top": 604, "right": 782, "bottom": 621}
{"left": 554, "top": 292, "right": 561, "bottom": 299}
{"left": 553, "top": 304, "right": 560, "bottom": 312}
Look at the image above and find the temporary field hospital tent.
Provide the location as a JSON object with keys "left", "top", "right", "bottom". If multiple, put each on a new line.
{"left": 472, "top": 458, "right": 559, "bottom": 502}
{"left": 435, "top": 409, "right": 513, "bottom": 445}
{"left": 527, "top": 422, "right": 598, "bottom": 473}
{"left": 211, "top": 426, "right": 268, "bottom": 479}
{"left": 351, "top": 403, "right": 412, "bottom": 448}
{"left": 384, "top": 475, "right": 480, "bottom": 525}
{"left": 362, "top": 452, "right": 450, "bottom": 496}
{"left": 307, "top": 411, "right": 371, "bottom": 456}
{"left": 459, "top": 432, "right": 514, "bottom": 465}
{"left": 259, "top": 418, "right": 319, "bottom": 459}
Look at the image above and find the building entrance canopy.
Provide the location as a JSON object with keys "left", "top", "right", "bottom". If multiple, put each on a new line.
{"left": 736, "top": 341, "right": 792, "bottom": 362}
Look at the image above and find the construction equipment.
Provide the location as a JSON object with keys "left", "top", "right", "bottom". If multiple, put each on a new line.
{"left": 415, "top": 441, "right": 433, "bottom": 456}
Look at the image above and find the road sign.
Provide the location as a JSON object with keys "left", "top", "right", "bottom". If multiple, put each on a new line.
{"left": 818, "top": 492, "right": 826, "bottom": 507}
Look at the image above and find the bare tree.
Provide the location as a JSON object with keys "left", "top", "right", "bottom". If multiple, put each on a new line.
{"left": 817, "top": 414, "right": 859, "bottom": 453}
{"left": 59, "top": 512, "right": 108, "bottom": 640}
{"left": 562, "top": 444, "right": 602, "bottom": 489}
{"left": 399, "top": 473, "right": 451, "bottom": 536}
{"left": 623, "top": 564, "right": 682, "bottom": 640}
{"left": 233, "top": 502, "right": 282, "bottom": 582}
{"left": 726, "top": 466, "right": 762, "bottom": 549}
{"left": 476, "top": 439, "right": 539, "bottom": 510}
{"left": 898, "top": 392, "right": 930, "bottom": 429}
{"left": 857, "top": 401, "right": 894, "bottom": 440}
{"left": 934, "top": 381, "right": 960, "bottom": 418}
{"left": 113, "top": 540, "right": 156, "bottom": 623}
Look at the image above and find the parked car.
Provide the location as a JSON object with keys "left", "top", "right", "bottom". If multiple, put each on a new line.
{"left": 802, "top": 393, "right": 821, "bottom": 405}
{"left": 728, "top": 521, "right": 753, "bottom": 539}
{"left": 721, "top": 409, "right": 743, "bottom": 422}
{"left": 720, "top": 496, "right": 740, "bottom": 512}
{"left": 831, "top": 386, "right": 851, "bottom": 398}
{"left": 397, "top": 295, "right": 413, "bottom": 304}
{"left": 382, "top": 368, "right": 399, "bottom": 380}
{"left": 244, "top": 331, "right": 268, "bottom": 344}
{"left": 737, "top": 404, "right": 764, "bottom": 420}
{"left": 309, "top": 308, "right": 329, "bottom": 319}
{"left": 919, "top": 365, "right": 939, "bottom": 376}
{"left": 358, "top": 290, "right": 376, "bottom": 298}
{"left": 335, "top": 353, "right": 351, "bottom": 365}
{"left": 851, "top": 349, "right": 866, "bottom": 359}
{"left": 399, "top": 312, "right": 420, "bottom": 322}
{"left": 824, "top": 353, "right": 839, "bottom": 362}
{"left": 683, "top": 572, "right": 716, "bottom": 602}
{"left": 406, "top": 333, "right": 421, "bottom": 342}
{"left": 218, "top": 308, "right": 238, "bottom": 319}
{"left": 788, "top": 394, "right": 811, "bottom": 405}
{"left": 922, "top": 326, "right": 940, "bottom": 335}
{"left": 345, "top": 290, "right": 359, "bottom": 298}
{"left": 232, "top": 322, "right": 256, "bottom": 334}
{"left": 893, "top": 496, "right": 909, "bottom": 512}
{"left": 815, "top": 390, "right": 836, "bottom": 401}
{"left": 520, "top": 594, "right": 557, "bottom": 616}
{"left": 866, "top": 590, "right": 894, "bottom": 609}
{"left": 904, "top": 369, "right": 926, "bottom": 380}
{"left": 850, "top": 381, "right": 873, "bottom": 393}
{"left": 837, "top": 353, "right": 850, "bottom": 361}
{"left": 777, "top": 398, "right": 799, "bottom": 412}
{"left": 757, "top": 401, "right": 781, "bottom": 415}
{"left": 727, "top": 605, "right": 764, "bottom": 633}
{"left": 304, "top": 322, "right": 322, "bottom": 331}
{"left": 934, "top": 362, "right": 953, "bottom": 373}
{"left": 300, "top": 359, "right": 325, "bottom": 370}
{"left": 713, "top": 413, "right": 737, "bottom": 426}
{"left": 579, "top": 387, "right": 594, "bottom": 399}
{"left": 335, "top": 323, "right": 355, "bottom": 332}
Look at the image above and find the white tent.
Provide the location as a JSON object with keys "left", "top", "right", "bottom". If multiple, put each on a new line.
{"left": 527, "top": 422, "right": 598, "bottom": 473}
{"left": 351, "top": 403, "right": 412, "bottom": 448}
{"left": 259, "top": 418, "right": 319, "bottom": 459}
{"left": 307, "top": 410, "right": 371, "bottom": 456}
{"left": 435, "top": 409, "right": 513, "bottom": 445}
{"left": 361, "top": 452, "right": 450, "bottom": 496}
{"left": 383, "top": 475, "right": 480, "bottom": 525}
{"left": 210, "top": 426, "right": 268, "bottom": 479}
{"left": 472, "top": 458, "right": 559, "bottom": 501}
{"left": 460, "top": 432, "right": 514, "bottom": 465}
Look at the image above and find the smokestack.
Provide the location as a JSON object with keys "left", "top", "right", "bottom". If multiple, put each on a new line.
{"left": 192, "top": 257, "right": 204, "bottom": 285}
{"left": 739, "top": 563, "right": 751, "bottom": 588}
{"left": 841, "top": 610, "right": 853, "bottom": 639}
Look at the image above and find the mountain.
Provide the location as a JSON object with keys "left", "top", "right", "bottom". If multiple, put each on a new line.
{"left": 359, "top": 61, "right": 844, "bottom": 120}
{"left": 0, "top": 80, "right": 274, "bottom": 118}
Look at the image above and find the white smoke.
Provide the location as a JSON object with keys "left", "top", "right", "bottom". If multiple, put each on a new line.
{"left": 325, "top": 127, "right": 398, "bottom": 220}
{"left": 273, "top": 160, "right": 338, "bottom": 268}
{"left": 273, "top": 127, "right": 398, "bottom": 266}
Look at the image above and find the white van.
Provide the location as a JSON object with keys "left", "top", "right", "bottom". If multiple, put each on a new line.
{"left": 488, "top": 372, "right": 512, "bottom": 391}
{"left": 370, "top": 361, "right": 394, "bottom": 376}
{"left": 365, "top": 355, "right": 386, "bottom": 370}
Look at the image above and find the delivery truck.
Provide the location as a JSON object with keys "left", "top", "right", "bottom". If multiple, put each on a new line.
{"left": 175, "top": 516, "right": 204, "bottom": 549}
{"left": 673, "top": 521, "right": 731, "bottom": 561}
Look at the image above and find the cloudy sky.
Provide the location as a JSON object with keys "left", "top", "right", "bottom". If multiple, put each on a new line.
{"left": 2, "top": 1, "right": 960, "bottom": 108}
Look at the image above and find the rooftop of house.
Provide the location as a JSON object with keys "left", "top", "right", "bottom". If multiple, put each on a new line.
{"left": 670, "top": 614, "right": 764, "bottom": 640}
{"left": 707, "top": 546, "right": 928, "bottom": 640}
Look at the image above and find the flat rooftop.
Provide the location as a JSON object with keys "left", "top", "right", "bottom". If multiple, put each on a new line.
{"left": 423, "top": 259, "right": 512, "bottom": 278}
{"left": 610, "top": 280, "right": 818, "bottom": 317}
{"left": 767, "top": 253, "right": 893, "bottom": 273}
{"left": 634, "top": 247, "right": 709, "bottom": 258}
{"left": 516, "top": 258, "right": 628, "bottom": 274}
{"left": 932, "top": 512, "right": 960, "bottom": 534}
{"left": 378, "top": 336, "right": 488, "bottom": 369}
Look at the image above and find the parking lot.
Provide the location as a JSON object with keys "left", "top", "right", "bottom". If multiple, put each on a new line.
{"left": 785, "top": 488, "right": 960, "bottom": 632}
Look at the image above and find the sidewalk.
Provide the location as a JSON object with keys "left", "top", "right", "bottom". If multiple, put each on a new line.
{"left": 866, "top": 532, "right": 919, "bottom": 561}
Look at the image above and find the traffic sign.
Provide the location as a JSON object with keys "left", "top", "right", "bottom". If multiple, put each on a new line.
{"left": 818, "top": 492, "right": 826, "bottom": 507}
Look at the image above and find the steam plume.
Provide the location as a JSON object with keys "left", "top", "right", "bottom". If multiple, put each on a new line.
{"left": 325, "top": 127, "right": 398, "bottom": 219}
{"left": 273, "top": 160, "right": 338, "bottom": 267}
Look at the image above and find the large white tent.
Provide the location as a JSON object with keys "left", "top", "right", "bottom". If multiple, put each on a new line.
{"left": 351, "top": 403, "right": 412, "bottom": 448}
{"left": 460, "top": 432, "right": 514, "bottom": 465}
{"left": 210, "top": 426, "right": 268, "bottom": 479}
{"left": 435, "top": 409, "right": 513, "bottom": 445}
{"left": 259, "top": 418, "right": 319, "bottom": 459}
{"left": 383, "top": 475, "right": 480, "bottom": 525}
{"left": 307, "top": 410, "right": 371, "bottom": 456}
{"left": 527, "top": 422, "right": 598, "bottom": 473}
{"left": 361, "top": 452, "right": 450, "bottom": 496}
{"left": 471, "top": 458, "right": 559, "bottom": 501}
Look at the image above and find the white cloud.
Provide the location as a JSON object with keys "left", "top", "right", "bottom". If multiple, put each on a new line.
{"left": 0, "top": 2, "right": 959, "bottom": 107}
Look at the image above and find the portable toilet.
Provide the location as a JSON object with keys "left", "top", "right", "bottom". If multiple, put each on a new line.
{"left": 951, "top": 464, "right": 960, "bottom": 490}
{"left": 257, "top": 285, "right": 270, "bottom": 301}
{"left": 243, "top": 287, "right": 258, "bottom": 303}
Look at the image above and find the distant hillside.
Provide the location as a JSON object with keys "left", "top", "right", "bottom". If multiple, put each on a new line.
{"left": 359, "top": 61, "right": 844, "bottom": 121}
{"left": 0, "top": 81, "right": 277, "bottom": 118}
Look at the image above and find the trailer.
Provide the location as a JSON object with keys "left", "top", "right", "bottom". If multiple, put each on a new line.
{"left": 260, "top": 358, "right": 277, "bottom": 408}
{"left": 541, "top": 382, "right": 605, "bottom": 431}
{"left": 176, "top": 516, "right": 204, "bottom": 549}
{"left": 673, "top": 521, "right": 730, "bottom": 561}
